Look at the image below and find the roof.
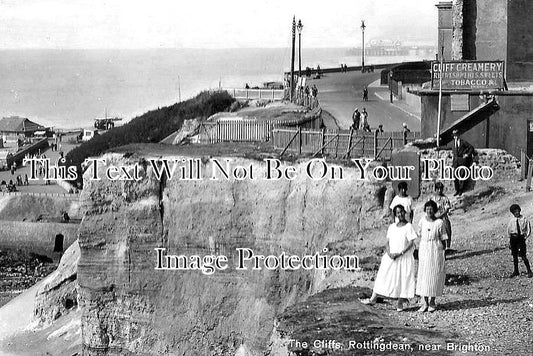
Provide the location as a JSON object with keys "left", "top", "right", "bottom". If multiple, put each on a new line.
{"left": 0, "top": 116, "right": 44, "bottom": 133}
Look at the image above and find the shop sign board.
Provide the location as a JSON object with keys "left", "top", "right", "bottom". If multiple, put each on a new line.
{"left": 431, "top": 61, "right": 504, "bottom": 90}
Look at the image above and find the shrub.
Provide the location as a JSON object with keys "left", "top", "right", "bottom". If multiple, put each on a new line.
{"left": 65, "top": 90, "right": 234, "bottom": 183}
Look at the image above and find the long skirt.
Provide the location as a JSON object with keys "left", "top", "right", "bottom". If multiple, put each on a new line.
{"left": 416, "top": 240, "right": 445, "bottom": 297}
{"left": 373, "top": 253, "right": 415, "bottom": 299}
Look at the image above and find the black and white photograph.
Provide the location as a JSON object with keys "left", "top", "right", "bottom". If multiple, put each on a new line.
{"left": 0, "top": 0, "right": 532, "bottom": 355}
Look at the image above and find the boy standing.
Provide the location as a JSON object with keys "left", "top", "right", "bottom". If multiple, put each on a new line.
{"left": 507, "top": 204, "right": 533, "bottom": 278}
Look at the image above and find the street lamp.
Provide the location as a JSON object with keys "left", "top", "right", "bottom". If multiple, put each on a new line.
{"left": 297, "top": 19, "right": 303, "bottom": 78}
{"left": 360, "top": 20, "right": 366, "bottom": 73}
{"left": 290, "top": 16, "right": 296, "bottom": 102}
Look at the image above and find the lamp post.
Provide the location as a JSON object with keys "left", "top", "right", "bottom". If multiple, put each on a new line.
{"left": 389, "top": 70, "right": 393, "bottom": 103}
{"left": 290, "top": 16, "right": 296, "bottom": 102}
{"left": 360, "top": 20, "right": 366, "bottom": 73}
{"left": 297, "top": 19, "right": 303, "bottom": 78}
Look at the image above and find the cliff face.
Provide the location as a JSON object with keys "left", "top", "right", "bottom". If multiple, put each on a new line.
{"left": 34, "top": 240, "right": 80, "bottom": 325}
{"left": 77, "top": 155, "right": 386, "bottom": 355}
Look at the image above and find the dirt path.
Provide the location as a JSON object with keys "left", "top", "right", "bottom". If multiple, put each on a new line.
{"left": 363, "top": 181, "right": 533, "bottom": 355}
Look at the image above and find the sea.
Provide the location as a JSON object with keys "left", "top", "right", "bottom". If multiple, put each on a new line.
{"left": 0, "top": 48, "right": 430, "bottom": 129}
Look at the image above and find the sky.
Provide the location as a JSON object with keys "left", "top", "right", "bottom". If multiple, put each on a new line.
{"left": 0, "top": 0, "right": 438, "bottom": 49}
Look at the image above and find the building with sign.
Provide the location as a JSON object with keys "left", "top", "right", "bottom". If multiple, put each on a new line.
{"left": 413, "top": 1, "right": 533, "bottom": 159}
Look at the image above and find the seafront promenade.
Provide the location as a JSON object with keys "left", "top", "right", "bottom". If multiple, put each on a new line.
{"left": 0, "top": 142, "right": 77, "bottom": 195}
{"left": 306, "top": 70, "right": 421, "bottom": 131}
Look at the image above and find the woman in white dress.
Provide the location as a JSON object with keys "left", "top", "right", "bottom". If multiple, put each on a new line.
{"left": 416, "top": 200, "right": 448, "bottom": 312}
{"left": 389, "top": 181, "right": 413, "bottom": 223}
{"left": 361, "top": 205, "right": 417, "bottom": 311}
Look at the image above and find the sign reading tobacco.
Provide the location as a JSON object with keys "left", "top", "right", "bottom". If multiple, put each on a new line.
{"left": 431, "top": 60, "right": 505, "bottom": 90}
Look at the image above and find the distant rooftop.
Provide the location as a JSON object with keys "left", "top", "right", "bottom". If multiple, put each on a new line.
{"left": 0, "top": 116, "right": 45, "bottom": 133}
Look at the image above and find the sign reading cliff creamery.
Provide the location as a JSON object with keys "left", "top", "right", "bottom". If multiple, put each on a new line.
{"left": 431, "top": 60, "right": 505, "bottom": 90}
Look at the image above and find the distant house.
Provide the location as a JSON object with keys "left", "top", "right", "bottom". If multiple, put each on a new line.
{"left": 82, "top": 129, "right": 98, "bottom": 142}
{"left": 0, "top": 116, "right": 45, "bottom": 140}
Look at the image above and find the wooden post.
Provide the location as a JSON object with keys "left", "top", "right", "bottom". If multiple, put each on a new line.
{"left": 334, "top": 133, "right": 340, "bottom": 158}
{"left": 346, "top": 128, "right": 354, "bottom": 158}
{"left": 373, "top": 130, "right": 378, "bottom": 159}
{"left": 298, "top": 126, "right": 302, "bottom": 155}
{"left": 527, "top": 159, "right": 533, "bottom": 192}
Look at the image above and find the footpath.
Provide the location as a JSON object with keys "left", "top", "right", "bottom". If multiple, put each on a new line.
{"left": 0, "top": 142, "right": 77, "bottom": 195}
{"left": 306, "top": 70, "right": 421, "bottom": 131}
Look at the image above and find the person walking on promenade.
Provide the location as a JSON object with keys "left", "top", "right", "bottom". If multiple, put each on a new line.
{"left": 361, "top": 205, "right": 417, "bottom": 311}
{"left": 390, "top": 181, "right": 414, "bottom": 223}
{"left": 375, "top": 124, "right": 384, "bottom": 135}
{"left": 451, "top": 129, "right": 475, "bottom": 196}
{"left": 361, "top": 108, "right": 371, "bottom": 132}
{"left": 363, "top": 87, "right": 369, "bottom": 101}
{"left": 416, "top": 200, "right": 448, "bottom": 312}
{"left": 431, "top": 182, "right": 452, "bottom": 253}
{"left": 507, "top": 204, "right": 533, "bottom": 278}
{"left": 312, "top": 85, "right": 318, "bottom": 98}
{"left": 304, "top": 85, "right": 310, "bottom": 106}
{"left": 351, "top": 108, "right": 361, "bottom": 130}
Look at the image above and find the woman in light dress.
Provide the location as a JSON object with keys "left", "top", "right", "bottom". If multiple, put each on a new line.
{"left": 430, "top": 182, "right": 452, "bottom": 251}
{"left": 361, "top": 205, "right": 417, "bottom": 311}
{"left": 390, "top": 181, "right": 413, "bottom": 223}
{"left": 416, "top": 200, "right": 448, "bottom": 312}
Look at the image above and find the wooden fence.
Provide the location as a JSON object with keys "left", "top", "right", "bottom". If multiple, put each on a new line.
{"left": 223, "top": 88, "right": 285, "bottom": 101}
{"left": 272, "top": 128, "right": 421, "bottom": 160}
{"left": 198, "top": 120, "right": 274, "bottom": 143}
{"left": 197, "top": 114, "right": 322, "bottom": 144}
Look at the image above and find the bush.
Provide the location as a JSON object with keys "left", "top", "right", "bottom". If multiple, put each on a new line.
{"left": 65, "top": 91, "right": 235, "bottom": 182}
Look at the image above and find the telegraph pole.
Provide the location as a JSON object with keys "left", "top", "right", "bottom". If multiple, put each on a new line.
{"left": 436, "top": 45, "right": 444, "bottom": 147}
{"left": 361, "top": 20, "right": 366, "bottom": 73}
{"left": 178, "top": 75, "right": 181, "bottom": 103}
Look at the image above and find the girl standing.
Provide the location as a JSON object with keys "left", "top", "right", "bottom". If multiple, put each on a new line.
{"left": 390, "top": 181, "right": 414, "bottom": 223}
{"left": 431, "top": 182, "right": 452, "bottom": 251}
{"left": 416, "top": 200, "right": 448, "bottom": 312}
{"left": 361, "top": 205, "right": 417, "bottom": 311}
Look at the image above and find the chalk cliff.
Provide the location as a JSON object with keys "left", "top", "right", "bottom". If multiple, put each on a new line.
{"left": 77, "top": 154, "right": 386, "bottom": 355}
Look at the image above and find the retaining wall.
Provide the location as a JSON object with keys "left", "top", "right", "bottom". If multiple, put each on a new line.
{"left": 0, "top": 220, "right": 79, "bottom": 257}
